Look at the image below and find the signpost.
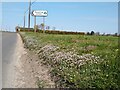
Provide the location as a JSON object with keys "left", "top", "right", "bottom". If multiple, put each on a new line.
{"left": 34, "top": 16, "right": 36, "bottom": 32}
{"left": 32, "top": 10, "right": 48, "bottom": 33}
{"left": 32, "top": 10, "right": 48, "bottom": 17}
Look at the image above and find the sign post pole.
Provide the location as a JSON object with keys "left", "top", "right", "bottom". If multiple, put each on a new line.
{"left": 43, "top": 17, "right": 45, "bottom": 33}
{"left": 32, "top": 10, "right": 48, "bottom": 33}
{"left": 34, "top": 16, "right": 36, "bottom": 32}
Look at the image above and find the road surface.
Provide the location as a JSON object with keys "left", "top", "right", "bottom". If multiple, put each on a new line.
{"left": 2, "top": 32, "right": 18, "bottom": 88}
{"left": 1, "top": 32, "right": 55, "bottom": 88}
{"left": 0, "top": 32, "right": 2, "bottom": 89}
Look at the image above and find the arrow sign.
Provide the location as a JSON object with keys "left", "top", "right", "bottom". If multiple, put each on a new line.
{"left": 32, "top": 10, "right": 48, "bottom": 17}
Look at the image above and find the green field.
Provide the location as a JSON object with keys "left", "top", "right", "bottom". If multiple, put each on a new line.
{"left": 20, "top": 32, "right": 120, "bottom": 88}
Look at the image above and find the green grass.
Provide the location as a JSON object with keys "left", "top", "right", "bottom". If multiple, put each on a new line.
{"left": 24, "top": 32, "right": 118, "bottom": 55}
{"left": 20, "top": 32, "right": 120, "bottom": 88}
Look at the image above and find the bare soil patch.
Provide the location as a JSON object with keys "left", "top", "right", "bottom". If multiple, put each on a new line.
{"left": 14, "top": 33, "right": 55, "bottom": 88}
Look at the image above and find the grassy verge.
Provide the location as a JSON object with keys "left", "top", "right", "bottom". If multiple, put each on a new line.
{"left": 20, "top": 32, "right": 120, "bottom": 88}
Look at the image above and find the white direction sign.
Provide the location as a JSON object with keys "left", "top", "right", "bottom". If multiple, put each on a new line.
{"left": 32, "top": 10, "right": 48, "bottom": 17}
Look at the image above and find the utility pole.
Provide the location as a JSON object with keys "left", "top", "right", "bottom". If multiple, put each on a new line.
{"left": 24, "top": 13, "right": 25, "bottom": 28}
{"left": 28, "top": 0, "right": 31, "bottom": 29}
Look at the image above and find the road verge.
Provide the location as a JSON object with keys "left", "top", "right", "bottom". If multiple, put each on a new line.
{"left": 19, "top": 32, "right": 117, "bottom": 88}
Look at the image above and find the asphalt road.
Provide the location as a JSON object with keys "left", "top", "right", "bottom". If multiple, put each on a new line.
{"left": 0, "top": 32, "right": 2, "bottom": 89}
{"left": 2, "top": 32, "right": 18, "bottom": 88}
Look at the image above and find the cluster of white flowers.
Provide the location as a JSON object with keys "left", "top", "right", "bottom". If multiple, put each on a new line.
{"left": 37, "top": 44, "right": 101, "bottom": 68}
{"left": 24, "top": 36, "right": 38, "bottom": 50}
{"left": 22, "top": 34, "right": 102, "bottom": 68}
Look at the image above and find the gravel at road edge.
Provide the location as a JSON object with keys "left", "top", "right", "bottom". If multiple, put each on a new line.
{"left": 14, "top": 33, "right": 55, "bottom": 88}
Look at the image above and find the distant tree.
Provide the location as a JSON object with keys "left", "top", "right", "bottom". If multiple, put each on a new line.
{"left": 46, "top": 26, "right": 50, "bottom": 30}
{"left": 95, "top": 32, "right": 100, "bottom": 36}
{"left": 87, "top": 32, "right": 90, "bottom": 35}
{"left": 102, "top": 33, "right": 105, "bottom": 36}
{"left": 34, "top": 25, "right": 38, "bottom": 29}
{"left": 90, "top": 31, "right": 95, "bottom": 35}
{"left": 34, "top": 25, "right": 38, "bottom": 32}
{"left": 41, "top": 23, "right": 45, "bottom": 30}
{"left": 48, "top": 26, "right": 50, "bottom": 30}
{"left": 114, "top": 33, "right": 118, "bottom": 36}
